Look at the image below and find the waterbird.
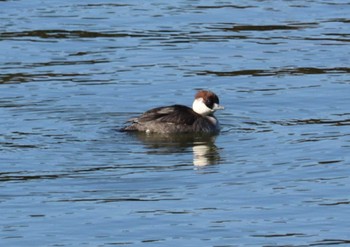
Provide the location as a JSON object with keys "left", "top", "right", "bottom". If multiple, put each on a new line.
{"left": 122, "top": 90, "right": 224, "bottom": 134}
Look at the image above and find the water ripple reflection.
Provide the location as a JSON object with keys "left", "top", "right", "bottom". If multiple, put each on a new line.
{"left": 126, "top": 132, "right": 221, "bottom": 167}
{"left": 198, "top": 67, "right": 350, "bottom": 77}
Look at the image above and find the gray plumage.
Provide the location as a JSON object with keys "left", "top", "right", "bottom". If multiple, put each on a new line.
{"left": 122, "top": 105, "right": 219, "bottom": 133}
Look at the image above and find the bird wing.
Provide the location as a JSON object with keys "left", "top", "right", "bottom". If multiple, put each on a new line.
{"left": 135, "top": 105, "right": 199, "bottom": 125}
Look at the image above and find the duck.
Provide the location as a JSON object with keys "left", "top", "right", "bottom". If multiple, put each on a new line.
{"left": 121, "top": 90, "right": 224, "bottom": 134}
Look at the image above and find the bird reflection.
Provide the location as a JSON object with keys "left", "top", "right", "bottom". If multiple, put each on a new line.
{"left": 127, "top": 132, "right": 221, "bottom": 167}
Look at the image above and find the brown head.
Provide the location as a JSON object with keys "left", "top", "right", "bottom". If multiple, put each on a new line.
{"left": 192, "top": 90, "right": 224, "bottom": 116}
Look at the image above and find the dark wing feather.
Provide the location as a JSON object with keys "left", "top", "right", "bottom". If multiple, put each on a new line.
{"left": 136, "top": 105, "right": 199, "bottom": 125}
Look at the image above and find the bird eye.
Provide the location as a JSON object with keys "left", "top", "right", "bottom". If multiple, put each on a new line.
{"left": 205, "top": 99, "right": 214, "bottom": 109}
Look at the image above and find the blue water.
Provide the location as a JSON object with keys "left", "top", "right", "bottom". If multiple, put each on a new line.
{"left": 1, "top": 0, "right": 350, "bottom": 246}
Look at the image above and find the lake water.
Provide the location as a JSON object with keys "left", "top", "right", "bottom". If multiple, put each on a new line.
{"left": 1, "top": 0, "right": 350, "bottom": 246}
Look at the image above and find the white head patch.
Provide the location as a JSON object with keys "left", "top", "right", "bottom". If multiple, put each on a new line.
{"left": 192, "top": 98, "right": 213, "bottom": 116}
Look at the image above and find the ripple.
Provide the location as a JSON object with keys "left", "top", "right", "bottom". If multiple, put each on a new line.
{"left": 319, "top": 201, "right": 350, "bottom": 206}
{"left": 0, "top": 173, "right": 63, "bottom": 182}
{"left": 197, "top": 67, "right": 350, "bottom": 77}
{"left": 219, "top": 24, "right": 314, "bottom": 32}
{"left": 196, "top": 5, "right": 255, "bottom": 9}
{"left": 272, "top": 118, "right": 350, "bottom": 126}
{"left": 0, "top": 30, "right": 140, "bottom": 40}
{"left": 55, "top": 197, "right": 181, "bottom": 203}
{"left": 76, "top": 3, "right": 131, "bottom": 8}
{"left": 0, "top": 72, "right": 82, "bottom": 84}
{"left": 252, "top": 233, "right": 305, "bottom": 238}
{"left": 312, "top": 239, "right": 350, "bottom": 245}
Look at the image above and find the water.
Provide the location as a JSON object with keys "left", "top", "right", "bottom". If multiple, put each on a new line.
{"left": 1, "top": 0, "right": 350, "bottom": 246}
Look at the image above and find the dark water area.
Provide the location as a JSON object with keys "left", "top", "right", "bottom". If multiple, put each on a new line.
{"left": 1, "top": 0, "right": 350, "bottom": 246}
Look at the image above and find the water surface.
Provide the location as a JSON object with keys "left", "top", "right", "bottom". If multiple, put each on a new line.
{"left": 1, "top": 0, "right": 350, "bottom": 246}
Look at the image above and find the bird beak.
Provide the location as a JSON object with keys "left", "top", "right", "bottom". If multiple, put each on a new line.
{"left": 213, "top": 103, "right": 224, "bottom": 111}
